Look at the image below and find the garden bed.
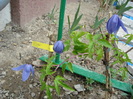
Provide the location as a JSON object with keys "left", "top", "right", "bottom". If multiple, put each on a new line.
{"left": 0, "top": 0, "right": 132, "bottom": 99}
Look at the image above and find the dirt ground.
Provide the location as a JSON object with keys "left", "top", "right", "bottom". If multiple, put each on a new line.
{"left": 0, "top": 0, "right": 132, "bottom": 99}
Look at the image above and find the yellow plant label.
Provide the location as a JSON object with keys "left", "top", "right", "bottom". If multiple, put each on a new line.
{"left": 32, "top": 41, "right": 54, "bottom": 52}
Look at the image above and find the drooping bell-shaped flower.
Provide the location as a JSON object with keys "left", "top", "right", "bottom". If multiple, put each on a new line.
{"left": 53, "top": 41, "right": 64, "bottom": 54}
{"left": 106, "top": 14, "right": 128, "bottom": 34}
{"left": 12, "top": 64, "right": 34, "bottom": 81}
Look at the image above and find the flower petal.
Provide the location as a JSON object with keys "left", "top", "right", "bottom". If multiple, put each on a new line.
{"left": 112, "top": 16, "right": 119, "bottom": 33}
{"left": 118, "top": 18, "right": 128, "bottom": 33}
{"left": 12, "top": 64, "right": 26, "bottom": 71}
{"left": 22, "top": 69, "right": 31, "bottom": 81}
{"left": 24, "top": 64, "right": 32, "bottom": 72}
{"left": 107, "top": 15, "right": 118, "bottom": 33}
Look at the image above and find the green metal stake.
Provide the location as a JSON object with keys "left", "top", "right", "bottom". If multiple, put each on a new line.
{"left": 55, "top": 0, "right": 66, "bottom": 63}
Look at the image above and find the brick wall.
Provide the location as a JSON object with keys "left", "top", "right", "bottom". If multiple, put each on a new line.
{"left": 11, "top": 0, "right": 76, "bottom": 26}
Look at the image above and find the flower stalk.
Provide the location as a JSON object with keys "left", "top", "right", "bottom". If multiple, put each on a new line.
{"left": 104, "top": 12, "right": 112, "bottom": 99}
{"left": 103, "top": 34, "right": 111, "bottom": 99}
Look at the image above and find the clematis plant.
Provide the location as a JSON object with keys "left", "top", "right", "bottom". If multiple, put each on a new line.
{"left": 53, "top": 40, "right": 64, "bottom": 54}
{"left": 12, "top": 64, "right": 34, "bottom": 81}
{"left": 106, "top": 14, "right": 128, "bottom": 34}
{"left": 64, "top": 13, "right": 132, "bottom": 99}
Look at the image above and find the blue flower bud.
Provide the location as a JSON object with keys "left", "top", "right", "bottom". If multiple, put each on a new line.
{"left": 106, "top": 14, "right": 128, "bottom": 34}
{"left": 53, "top": 41, "right": 64, "bottom": 54}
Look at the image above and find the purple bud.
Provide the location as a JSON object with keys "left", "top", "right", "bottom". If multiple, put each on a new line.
{"left": 106, "top": 14, "right": 128, "bottom": 34}
{"left": 53, "top": 41, "right": 64, "bottom": 54}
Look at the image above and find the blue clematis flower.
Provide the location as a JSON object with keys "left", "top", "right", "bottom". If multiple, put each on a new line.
{"left": 12, "top": 64, "right": 34, "bottom": 81}
{"left": 106, "top": 14, "right": 128, "bottom": 34}
{"left": 53, "top": 41, "right": 64, "bottom": 54}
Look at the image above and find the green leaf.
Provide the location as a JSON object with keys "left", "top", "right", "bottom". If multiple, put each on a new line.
{"left": 118, "top": 6, "right": 133, "bottom": 15}
{"left": 40, "top": 72, "right": 46, "bottom": 83}
{"left": 116, "top": 67, "right": 128, "bottom": 81}
{"left": 74, "top": 4, "right": 80, "bottom": 22}
{"left": 46, "top": 64, "right": 55, "bottom": 75}
{"left": 86, "top": 33, "right": 93, "bottom": 41}
{"left": 92, "top": 16, "right": 106, "bottom": 29}
{"left": 68, "top": 4, "right": 82, "bottom": 34}
{"left": 46, "top": 85, "right": 52, "bottom": 99}
{"left": 64, "top": 40, "right": 71, "bottom": 51}
{"left": 73, "top": 43, "right": 88, "bottom": 53}
{"left": 67, "top": 62, "right": 73, "bottom": 73}
{"left": 54, "top": 75, "right": 66, "bottom": 95}
{"left": 97, "top": 17, "right": 106, "bottom": 27}
{"left": 93, "top": 34, "right": 101, "bottom": 41}
{"left": 111, "top": 60, "right": 120, "bottom": 65}
{"left": 73, "top": 25, "right": 83, "bottom": 31}
{"left": 62, "top": 63, "right": 67, "bottom": 74}
{"left": 45, "top": 56, "right": 56, "bottom": 75}
{"left": 117, "top": 0, "right": 133, "bottom": 15}
{"left": 67, "top": 16, "right": 71, "bottom": 29}
{"left": 47, "top": 55, "right": 56, "bottom": 63}
{"left": 71, "top": 14, "right": 83, "bottom": 30}
{"left": 58, "top": 81, "right": 75, "bottom": 91}
{"left": 98, "top": 39, "right": 112, "bottom": 48}
{"left": 126, "top": 34, "right": 133, "bottom": 44}
{"left": 40, "top": 82, "right": 46, "bottom": 91}
{"left": 48, "top": 85, "right": 55, "bottom": 89}
{"left": 88, "top": 41, "right": 94, "bottom": 58}
{"left": 54, "top": 81, "right": 60, "bottom": 95}
{"left": 76, "top": 31, "right": 87, "bottom": 39}
{"left": 55, "top": 75, "right": 66, "bottom": 81}
{"left": 96, "top": 48, "right": 103, "bottom": 61}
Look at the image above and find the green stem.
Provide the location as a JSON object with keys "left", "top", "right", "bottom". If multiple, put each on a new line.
{"left": 55, "top": 0, "right": 66, "bottom": 63}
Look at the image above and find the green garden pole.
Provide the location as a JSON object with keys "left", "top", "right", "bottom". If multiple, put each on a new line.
{"left": 55, "top": 0, "right": 66, "bottom": 63}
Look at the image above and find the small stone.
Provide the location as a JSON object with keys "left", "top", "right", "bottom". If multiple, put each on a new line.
{"left": 0, "top": 68, "right": 3, "bottom": 71}
{"left": 5, "top": 92, "right": 8, "bottom": 96}
{"left": 32, "top": 59, "right": 45, "bottom": 67}
{"left": 44, "top": 96, "right": 47, "bottom": 99}
{"left": 29, "top": 40, "right": 32, "bottom": 43}
{"left": 63, "top": 88, "right": 73, "bottom": 95}
{"left": 13, "top": 43, "right": 17, "bottom": 46}
{"left": 31, "top": 92, "right": 35, "bottom": 97}
{"left": 33, "top": 83, "right": 37, "bottom": 87}
{"left": 9, "top": 97, "right": 13, "bottom": 99}
{"left": 64, "top": 74, "right": 72, "bottom": 81}
{"left": 74, "top": 84, "right": 85, "bottom": 92}
{"left": 15, "top": 71, "right": 20, "bottom": 75}
{"left": 22, "top": 41, "right": 28, "bottom": 44}
{"left": 2, "top": 71, "right": 6, "bottom": 75}
{"left": 65, "top": 91, "right": 73, "bottom": 95}
{"left": 66, "top": 54, "right": 70, "bottom": 57}
{"left": 2, "top": 95, "right": 6, "bottom": 98}
{"left": 5, "top": 24, "right": 12, "bottom": 31}
{"left": 16, "top": 34, "right": 21, "bottom": 38}
{"left": 0, "top": 80, "right": 5, "bottom": 84}
{"left": 29, "top": 37, "right": 31, "bottom": 40}
{"left": 35, "top": 72, "right": 40, "bottom": 78}
{"left": 10, "top": 93, "right": 15, "bottom": 97}
{"left": 29, "top": 84, "right": 33, "bottom": 88}
{"left": 72, "top": 91, "right": 78, "bottom": 95}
